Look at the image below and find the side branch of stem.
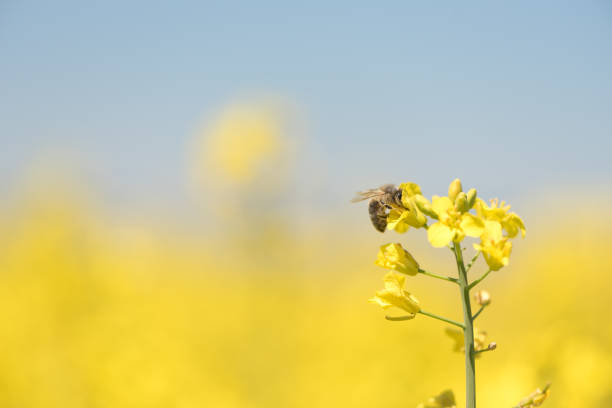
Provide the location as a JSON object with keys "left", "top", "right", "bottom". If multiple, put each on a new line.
{"left": 468, "top": 269, "right": 492, "bottom": 290}
{"left": 418, "top": 310, "right": 465, "bottom": 329}
{"left": 472, "top": 305, "right": 487, "bottom": 320}
{"left": 418, "top": 268, "right": 459, "bottom": 284}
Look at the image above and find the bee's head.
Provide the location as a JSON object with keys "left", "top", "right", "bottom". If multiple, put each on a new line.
{"left": 393, "top": 189, "right": 403, "bottom": 207}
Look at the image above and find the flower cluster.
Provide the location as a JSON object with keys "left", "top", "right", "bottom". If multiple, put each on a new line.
{"left": 370, "top": 179, "right": 525, "bottom": 316}
{"left": 384, "top": 179, "right": 525, "bottom": 271}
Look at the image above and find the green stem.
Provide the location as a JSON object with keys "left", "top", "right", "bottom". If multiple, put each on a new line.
{"left": 418, "top": 268, "right": 459, "bottom": 284}
{"left": 468, "top": 269, "right": 492, "bottom": 290}
{"left": 472, "top": 305, "right": 487, "bottom": 320}
{"left": 453, "top": 243, "right": 476, "bottom": 408}
{"left": 417, "top": 310, "right": 465, "bottom": 329}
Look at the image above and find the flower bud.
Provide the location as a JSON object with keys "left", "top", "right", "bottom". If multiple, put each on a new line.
{"left": 473, "top": 290, "right": 491, "bottom": 306}
{"left": 375, "top": 243, "right": 420, "bottom": 276}
{"left": 448, "top": 178, "right": 463, "bottom": 201}
{"left": 415, "top": 210, "right": 428, "bottom": 226}
{"left": 454, "top": 192, "right": 469, "bottom": 212}
{"left": 414, "top": 195, "right": 438, "bottom": 219}
{"left": 466, "top": 188, "right": 477, "bottom": 209}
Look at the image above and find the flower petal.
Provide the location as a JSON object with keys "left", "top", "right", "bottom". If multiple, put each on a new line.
{"left": 460, "top": 213, "right": 485, "bottom": 237}
{"left": 504, "top": 213, "right": 526, "bottom": 238}
{"left": 427, "top": 222, "right": 454, "bottom": 248}
{"left": 387, "top": 209, "right": 410, "bottom": 233}
{"left": 431, "top": 196, "right": 453, "bottom": 219}
{"left": 382, "top": 270, "right": 405, "bottom": 292}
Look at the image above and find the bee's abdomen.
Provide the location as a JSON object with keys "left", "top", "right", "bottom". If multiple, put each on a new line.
{"left": 368, "top": 199, "right": 388, "bottom": 233}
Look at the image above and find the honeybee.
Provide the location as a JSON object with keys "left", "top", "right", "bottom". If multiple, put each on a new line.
{"left": 351, "top": 184, "right": 404, "bottom": 232}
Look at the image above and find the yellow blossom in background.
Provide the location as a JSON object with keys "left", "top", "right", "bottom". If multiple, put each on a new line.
{"left": 475, "top": 198, "right": 526, "bottom": 238}
{"left": 369, "top": 272, "right": 421, "bottom": 315}
{"left": 375, "top": 243, "right": 419, "bottom": 276}
{"left": 445, "top": 327, "right": 489, "bottom": 355}
{"left": 474, "top": 220, "right": 512, "bottom": 271}
{"left": 416, "top": 390, "right": 457, "bottom": 408}
{"left": 198, "top": 102, "right": 285, "bottom": 185}
{"left": 427, "top": 195, "right": 484, "bottom": 247}
{"left": 516, "top": 384, "right": 551, "bottom": 407}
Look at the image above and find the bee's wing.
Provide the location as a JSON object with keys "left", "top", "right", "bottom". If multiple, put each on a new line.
{"left": 350, "top": 188, "right": 385, "bottom": 203}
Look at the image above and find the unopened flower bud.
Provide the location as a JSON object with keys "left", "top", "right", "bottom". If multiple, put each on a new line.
{"left": 414, "top": 195, "right": 438, "bottom": 219}
{"left": 487, "top": 342, "right": 497, "bottom": 351}
{"left": 375, "top": 243, "right": 420, "bottom": 276}
{"left": 466, "top": 188, "right": 477, "bottom": 209}
{"left": 473, "top": 290, "right": 491, "bottom": 306}
{"left": 415, "top": 210, "right": 427, "bottom": 226}
{"left": 454, "top": 192, "right": 469, "bottom": 212}
{"left": 448, "top": 178, "right": 463, "bottom": 201}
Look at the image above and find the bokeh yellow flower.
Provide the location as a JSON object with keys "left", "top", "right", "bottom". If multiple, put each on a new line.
{"left": 474, "top": 220, "right": 512, "bottom": 271}
{"left": 516, "top": 384, "right": 551, "bottom": 407}
{"left": 445, "top": 327, "right": 489, "bottom": 355}
{"left": 369, "top": 272, "right": 421, "bottom": 315}
{"left": 199, "top": 102, "right": 285, "bottom": 185}
{"left": 375, "top": 243, "right": 419, "bottom": 276}
{"left": 427, "top": 195, "right": 484, "bottom": 247}
{"left": 416, "top": 389, "right": 457, "bottom": 408}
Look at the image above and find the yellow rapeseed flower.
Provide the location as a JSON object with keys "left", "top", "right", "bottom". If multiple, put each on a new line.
{"left": 369, "top": 272, "right": 421, "bottom": 315}
{"left": 475, "top": 198, "right": 526, "bottom": 238}
{"left": 375, "top": 243, "right": 419, "bottom": 276}
{"left": 427, "top": 195, "right": 484, "bottom": 247}
{"left": 416, "top": 389, "right": 457, "bottom": 408}
{"left": 386, "top": 182, "right": 428, "bottom": 233}
{"left": 473, "top": 220, "right": 512, "bottom": 271}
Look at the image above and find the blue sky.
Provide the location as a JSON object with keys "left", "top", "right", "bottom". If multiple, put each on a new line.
{"left": 2, "top": 1, "right": 611, "bottom": 215}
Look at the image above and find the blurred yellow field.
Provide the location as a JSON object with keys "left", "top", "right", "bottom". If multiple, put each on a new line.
{"left": 1, "top": 181, "right": 610, "bottom": 407}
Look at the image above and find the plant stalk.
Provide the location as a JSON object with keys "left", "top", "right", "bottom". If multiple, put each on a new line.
{"left": 453, "top": 243, "right": 476, "bottom": 408}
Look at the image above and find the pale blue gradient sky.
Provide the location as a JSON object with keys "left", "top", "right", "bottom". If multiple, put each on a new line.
{"left": 1, "top": 1, "right": 611, "bottom": 216}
